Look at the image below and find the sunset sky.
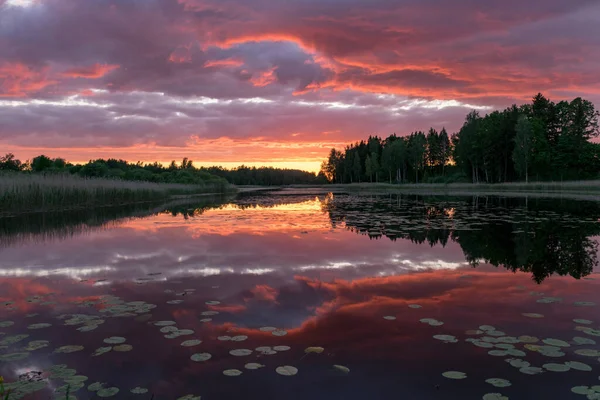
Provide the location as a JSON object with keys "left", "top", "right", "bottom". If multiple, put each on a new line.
{"left": 1, "top": 0, "right": 599, "bottom": 172}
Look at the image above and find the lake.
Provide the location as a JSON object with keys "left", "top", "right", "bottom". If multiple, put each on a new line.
{"left": 1, "top": 189, "right": 599, "bottom": 400}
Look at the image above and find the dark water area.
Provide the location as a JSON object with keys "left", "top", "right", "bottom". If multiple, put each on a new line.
{"left": 1, "top": 190, "right": 599, "bottom": 400}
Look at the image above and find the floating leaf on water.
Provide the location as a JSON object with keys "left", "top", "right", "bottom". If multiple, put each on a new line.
{"left": 0, "top": 321, "right": 14, "bottom": 328}
{"left": 25, "top": 340, "right": 50, "bottom": 351}
{"left": 485, "top": 378, "right": 511, "bottom": 388}
{"left": 487, "top": 331, "right": 506, "bottom": 337}
{"left": 26, "top": 313, "right": 39, "bottom": 318}
{"left": 482, "top": 393, "right": 509, "bottom": 400}
{"left": 522, "top": 313, "right": 544, "bottom": 318}
{"left": 507, "top": 349, "right": 527, "bottom": 357}
{"left": 479, "top": 325, "right": 495, "bottom": 332}
{"left": 519, "top": 366, "right": 543, "bottom": 375}
{"left": 97, "top": 387, "right": 120, "bottom": 397}
{"left": 543, "top": 363, "right": 570, "bottom": 372}
{"left": 0, "top": 352, "right": 30, "bottom": 361}
{"left": 272, "top": 330, "right": 288, "bottom": 336}
{"left": 488, "top": 350, "right": 509, "bottom": 357}
{"left": 497, "top": 337, "right": 519, "bottom": 344}
{"left": 201, "top": 311, "right": 219, "bottom": 316}
{"left": 433, "top": 334, "right": 458, "bottom": 343}
{"left": 103, "top": 336, "right": 126, "bottom": 344}
{"left": 0, "top": 334, "right": 29, "bottom": 346}
{"left": 518, "top": 336, "right": 539, "bottom": 343}
{"left": 383, "top": 316, "right": 396, "bottom": 320}
{"left": 408, "top": 304, "right": 422, "bottom": 309}
{"left": 199, "top": 318, "right": 212, "bottom": 322}
{"left": 565, "top": 361, "right": 592, "bottom": 371}
{"left": 223, "top": 369, "right": 243, "bottom": 376}
{"left": 245, "top": 363, "right": 265, "bottom": 370}
{"left": 473, "top": 341, "right": 494, "bottom": 349}
{"left": 191, "top": 353, "right": 212, "bottom": 362}
{"left": 92, "top": 346, "right": 112, "bottom": 356}
{"left": 507, "top": 358, "right": 530, "bottom": 368}
{"left": 113, "top": 344, "right": 133, "bottom": 352}
{"left": 131, "top": 387, "right": 148, "bottom": 394}
{"left": 160, "top": 326, "right": 178, "bottom": 333}
{"left": 574, "top": 349, "right": 600, "bottom": 357}
{"left": 167, "top": 300, "right": 183, "bottom": 305}
{"left": 495, "top": 344, "right": 514, "bottom": 350}
{"left": 305, "top": 346, "right": 325, "bottom": 354}
{"left": 88, "top": 382, "right": 105, "bottom": 392}
{"left": 259, "top": 327, "right": 277, "bottom": 332}
{"left": 583, "top": 328, "right": 600, "bottom": 337}
{"left": 573, "top": 319, "right": 593, "bottom": 325}
{"left": 181, "top": 340, "right": 202, "bottom": 347}
{"left": 442, "top": 371, "right": 467, "bottom": 380}
{"left": 154, "top": 321, "right": 177, "bottom": 326}
{"left": 420, "top": 318, "right": 444, "bottom": 326}
{"left": 177, "top": 395, "right": 201, "bottom": 400}
{"left": 54, "top": 345, "right": 84, "bottom": 354}
{"left": 276, "top": 366, "right": 298, "bottom": 376}
{"left": 574, "top": 302, "right": 595, "bottom": 307}
{"left": 27, "top": 323, "right": 52, "bottom": 329}
{"left": 231, "top": 335, "right": 248, "bottom": 342}
{"left": 333, "top": 365, "right": 350, "bottom": 373}
{"left": 205, "top": 301, "right": 220, "bottom": 305}
{"left": 273, "top": 346, "right": 291, "bottom": 351}
{"left": 537, "top": 297, "right": 561, "bottom": 304}
{"left": 542, "top": 338, "right": 570, "bottom": 348}
{"left": 230, "top": 349, "right": 252, "bottom": 356}
{"left": 466, "top": 330, "right": 484, "bottom": 335}
{"left": 218, "top": 336, "right": 232, "bottom": 341}
{"left": 524, "top": 344, "right": 541, "bottom": 352}
{"left": 65, "top": 375, "right": 88, "bottom": 384}
{"left": 572, "top": 386, "right": 592, "bottom": 395}
{"left": 573, "top": 337, "right": 596, "bottom": 346}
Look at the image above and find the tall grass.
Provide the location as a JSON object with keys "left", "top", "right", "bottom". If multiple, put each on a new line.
{"left": 0, "top": 173, "right": 232, "bottom": 215}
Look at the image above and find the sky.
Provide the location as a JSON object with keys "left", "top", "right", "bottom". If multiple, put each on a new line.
{"left": 1, "top": 0, "right": 599, "bottom": 172}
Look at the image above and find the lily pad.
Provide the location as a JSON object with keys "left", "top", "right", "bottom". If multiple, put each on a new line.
{"left": 25, "top": 340, "right": 50, "bottom": 351}
{"left": 485, "top": 378, "right": 511, "bottom": 388}
{"left": 542, "top": 338, "right": 570, "bottom": 348}
{"left": 573, "top": 319, "right": 593, "bottom": 325}
{"left": 223, "top": 369, "right": 243, "bottom": 376}
{"left": 88, "top": 382, "right": 105, "bottom": 391}
{"left": 245, "top": 363, "right": 265, "bottom": 369}
{"left": 272, "top": 330, "right": 288, "bottom": 336}
{"left": 408, "top": 304, "right": 422, "bottom": 309}
{"left": 0, "top": 334, "right": 29, "bottom": 346}
{"left": 97, "top": 387, "right": 120, "bottom": 397}
{"left": 181, "top": 340, "right": 202, "bottom": 347}
{"left": 259, "top": 327, "right": 277, "bottom": 332}
{"left": 522, "top": 313, "right": 544, "bottom": 318}
{"left": 574, "top": 301, "right": 595, "bottom": 307}
{"left": 466, "top": 330, "right": 484, "bottom": 335}
{"left": 479, "top": 325, "right": 495, "bottom": 331}
{"left": 442, "top": 371, "right": 467, "bottom": 379}
{"left": 131, "top": 387, "right": 148, "bottom": 394}
{"left": 113, "top": 344, "right": 133, "bottom": 352}
{"left": 230, "top": 349, "right": 252, "bottom": 356}
{"left": 103, "top": 336, "right": 126, "bottom": 344}
{"left": 565, "top": 361, "right": 592, "bottom": 371}
{"left": 518, "top": 335, "right": 539, "bottom": 343}
{"left": 482, "top": 394, "right": 509, "bottom": 400}
{"left": 273, "top": 345, "right": 291, "bottom": 351}
{"left": 383, "top": 316, "right": 396, "bottom": 320}
{"left": 333, "top": 364, "right": 350, "bottom": 373}
{"left": 488, "top": 350, "right": 509, "bottom": 357}
{"left": 574, "top": 349, "right": 600, "bottom": 357}
{"left": 177, "top": 395, "right": 201, "bottom": 400}
{"left": 573, "top": 337, "right": 596, "bottom": 345}
{"left": 191, "top": 353, "right": 212, "bottom": 362}
{"left": 0, "top": 320, "right": 14, "bottom": 328}
{"left": 54, "top": 345, "right": 84, "bottom": 353}
{"left": 420, "top": 318, "right": 444, "bottom": 326}
{"left": 92, "top": 346, "right": 112, "bottom": 356}
{"left": 433, "top": 334, "right": 458, "bottom": 343}
{"left": 572, "top": 386, "right": 592, "bottom": 395}
{"left": 154, "top": 321, "right": 176, "bottom": 326}
{"left": 305, "top": 346, "right": 325, "bottom": 354}
{"left": 231, "top": 335, "right": 248, "bottom": 342}
{"left": 519, "top": 366, "right": 544, "bottom": 375}
{"left": 543, "top": 363, "right": 570, "bottom": 372}
{"left": 27, "top": 323, "right": 52, "bottom": 329}
{"left": 276, "top": 365, "right": 298, "bottom": 376}
{"left": 205, "top": 301, "right": 220, "bottom": 305}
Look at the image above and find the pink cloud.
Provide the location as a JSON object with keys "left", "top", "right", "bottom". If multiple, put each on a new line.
{"left": 61, "top": 63, "right": 120, "bottom": 79}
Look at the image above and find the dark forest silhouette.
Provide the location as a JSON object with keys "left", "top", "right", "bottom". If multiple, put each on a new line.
{"left": 320, "top": 94, "right": 600, "bottom": 184}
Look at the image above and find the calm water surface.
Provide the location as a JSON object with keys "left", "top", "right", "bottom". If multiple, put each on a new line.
{"left": 1, "top": 190, "right": 600, "bottom": 400}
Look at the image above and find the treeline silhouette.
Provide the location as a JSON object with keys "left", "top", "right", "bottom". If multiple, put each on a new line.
{"left": 0, "top": 155, "right": 323, "bottom": 186}
{"left": 322, "top": 194, "right": 599, "bottom": 283}
{"left": 321, "top": 94, "right": 600, "bottom": 184}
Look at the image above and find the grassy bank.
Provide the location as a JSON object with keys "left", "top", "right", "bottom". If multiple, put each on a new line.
{"left": 0, "top": 173, "right": 234, "bottom": 215}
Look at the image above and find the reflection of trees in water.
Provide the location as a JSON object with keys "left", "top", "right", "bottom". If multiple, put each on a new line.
{"left": 323, "top": 194, "right": 600, "bottom": 283}
{"left": 0, "top": 195, "right": 230, "bottom": 247}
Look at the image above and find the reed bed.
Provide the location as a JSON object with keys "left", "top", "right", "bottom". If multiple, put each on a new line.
{"left": 0, "top": 173, "right": 231, "bottom": 215}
